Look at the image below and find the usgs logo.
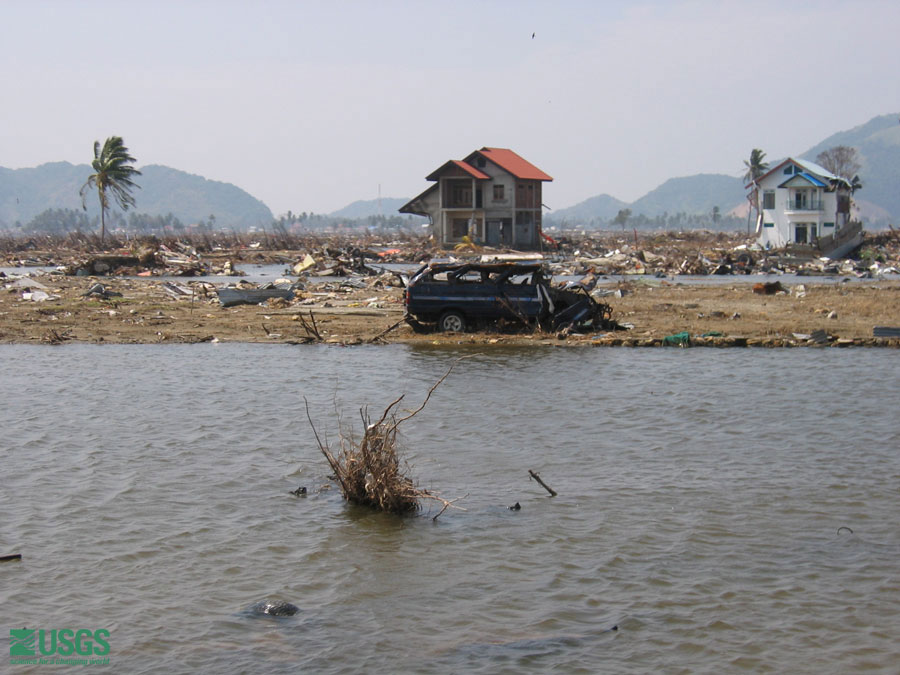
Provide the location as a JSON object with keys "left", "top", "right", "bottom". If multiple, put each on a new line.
{"left": 10, "top": 628, "right": 110, "bottom": 657}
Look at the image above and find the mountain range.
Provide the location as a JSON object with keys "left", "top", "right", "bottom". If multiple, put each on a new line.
{"left": 799, "top": 113, "right": 900, "bottom": 224}
{"left": 0, "top": 162, "right": 273, "bottom": 229}
{"left": 329, "top": 197, "right": 411, "bottom": 219}
{"left": 546, "top": 112, "right": 900, "bottom": 227}
{"left": 2, "top": 113, "right": 898, "bottom": 230}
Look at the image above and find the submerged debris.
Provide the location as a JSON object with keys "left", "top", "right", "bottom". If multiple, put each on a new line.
{"left": 247, "top": 599, "right": 299, "bottom": 617}
{"left": 304, "top": 364, "right": 465, "bottom": 518}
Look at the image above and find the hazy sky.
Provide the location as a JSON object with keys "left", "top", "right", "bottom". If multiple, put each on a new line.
{"left": 2, "top": 0, "right": 899, "bottom": 216}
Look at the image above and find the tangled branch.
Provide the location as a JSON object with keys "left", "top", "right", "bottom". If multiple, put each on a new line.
{"left": 304, "top": 361, "right": 467, "bottom": 518}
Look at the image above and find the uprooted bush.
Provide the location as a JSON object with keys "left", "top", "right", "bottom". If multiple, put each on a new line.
{"left": 304, "top": 364, "right": 463, "bottom": 519}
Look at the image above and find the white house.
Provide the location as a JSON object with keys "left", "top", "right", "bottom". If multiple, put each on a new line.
{"left": 749, "top": 157, "right": 852, "bottom": 249}
{"left": 399, "top": 147, "right": 553, "bottom": 249}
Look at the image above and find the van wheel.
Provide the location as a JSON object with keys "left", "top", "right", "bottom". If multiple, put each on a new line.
{"left": 439, "top": 310, "right": 466, "bottom": 332}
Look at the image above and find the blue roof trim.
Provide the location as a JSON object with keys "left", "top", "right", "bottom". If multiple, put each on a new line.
{"left": 798, "top": 172, "right": 826, "bottom": 187}
{"left": 778, "top": 172, "right": 827, "bottom": 189}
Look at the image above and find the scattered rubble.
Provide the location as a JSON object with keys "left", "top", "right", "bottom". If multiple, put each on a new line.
{"left": 2, "top": 229, "right": 900, "bottom": 347}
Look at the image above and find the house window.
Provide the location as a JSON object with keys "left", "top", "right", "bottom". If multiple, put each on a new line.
{"left": 763, "top": 222, "right": 774, "bottom": 228}
{"left": 784, "top": 166, "right": 792, "bottom": 175}
{"left": 515, "top": 211, "right": 533, "bottom": 225}
{"left": 493, "top": 185, "right": 505, "bottom": 201}
{"left": 477, "top": 157, "right": 486, "bottom": 168}
{"left": 823, "top": 222, "right": 834, "bottom": 228}
{"left": 762, "top": 191, "right": 775, "bottom": 209}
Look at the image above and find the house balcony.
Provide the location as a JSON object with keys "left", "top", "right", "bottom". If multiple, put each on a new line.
{"left": 784, "top": 200, "right": 825, "bottom": 213}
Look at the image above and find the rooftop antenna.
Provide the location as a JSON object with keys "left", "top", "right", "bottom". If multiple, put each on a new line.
{"left": 378, "top": 183, "right": 382, "bottom": 220}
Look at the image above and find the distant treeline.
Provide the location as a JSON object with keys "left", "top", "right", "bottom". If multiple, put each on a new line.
{"left": 9, "top": 206, "right": 754, "bottom": 236}
{"left": 272, "top": 210, "right": 426, "bottom": 232}
{"left": 0, "top": 228, "right": 429, "bottom": 257}
{"left": 5, "top": 207, "right": 427, "bottom": 236}
{"left": 548, "top": 210, "right": 747, "bottom": 232}
{"left": 8, "top": 208, "right": 187, "bottom": 235}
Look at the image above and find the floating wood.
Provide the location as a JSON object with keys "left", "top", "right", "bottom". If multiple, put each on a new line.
{"left": 529, "top": 469, "right": 557, "bottom": 497}
{"left": 0, "top": 553, "right": 22, "bottom": 563}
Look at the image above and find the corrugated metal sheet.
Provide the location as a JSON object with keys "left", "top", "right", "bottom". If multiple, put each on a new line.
{"left": 792, "top": 158, "right": 841, "bottom": 182}
{"left": 474, "top": 147, "right": 553, "bottom": 181}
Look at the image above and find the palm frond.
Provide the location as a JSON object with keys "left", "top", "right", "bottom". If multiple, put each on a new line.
{"left": 80, "top": 135, "right": 141, "bottom": 241}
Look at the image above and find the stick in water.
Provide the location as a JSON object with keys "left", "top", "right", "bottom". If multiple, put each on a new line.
{"left": 529, "top": 469, "right": 557, "bottom": 497}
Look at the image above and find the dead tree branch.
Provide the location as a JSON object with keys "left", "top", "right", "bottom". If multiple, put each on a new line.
{"left": 367, "top": 319, "right": 404, "bottom": 343}
{"left": 297, "top": 310, "right": 322, "bottom": 341}
{"left": 304, "top": 364, "right": 464, "bottom": 516}
{"left": 529, "top": 469, "right": 558, "bottom": 497}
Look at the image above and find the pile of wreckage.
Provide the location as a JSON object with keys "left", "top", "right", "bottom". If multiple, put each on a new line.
{"left": 213, "top": 243, "right": 417, "bottom": 307}
{"left": 215, "top": 270, "right": 405, "bottom": 308}
{"left": 544, "top": 229, "right": 900, "bottom": 279}
{"left": 7, "top": 228, "right": 900, "bottom": 281}
{"left": 56, "top": 242, "right": 237, "bottom": 277}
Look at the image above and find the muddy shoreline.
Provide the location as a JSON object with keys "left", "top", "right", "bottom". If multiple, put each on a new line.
{"left": 4, "top": 272, "right": 899, "bottom": 348}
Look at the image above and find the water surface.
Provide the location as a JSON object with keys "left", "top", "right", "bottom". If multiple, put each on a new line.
{"left": 2, "top": 345, "right": 898, "bottom": 673}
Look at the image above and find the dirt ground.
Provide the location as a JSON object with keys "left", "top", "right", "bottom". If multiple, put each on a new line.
{"left": 3, "top": 273, "right": 899, "bottom": 348}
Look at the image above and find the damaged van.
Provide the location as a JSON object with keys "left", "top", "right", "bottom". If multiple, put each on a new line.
{"left": 403, "top": 261, "right": 615, "bottom": 333}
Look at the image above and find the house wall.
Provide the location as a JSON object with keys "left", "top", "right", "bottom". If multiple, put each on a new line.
{"left": 756, "top": 170, "right": 844, "bottom": 249}
{"left": 423, "top": 156, "right": 547, "bottom": 249}
{"left": 412, "top": 188, "right": 441, "bottom": 241}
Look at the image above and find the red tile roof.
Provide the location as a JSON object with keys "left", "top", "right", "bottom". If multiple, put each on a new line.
{"left": 425, "top": 159, "right": 491, "bottom": 181}
{"left": 469, "top": 147, "right": 553, "bottom": 181}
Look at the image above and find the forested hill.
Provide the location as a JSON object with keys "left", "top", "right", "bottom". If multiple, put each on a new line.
{"left": 547, "top": 112, "right": 900, "bottom": 228}
{"left": 0, "top": 162, "right": 273, "bottom": 229}
{"left": 800, "top": 113, "right": 900, "bottom": 226}
{"left": 545, "top": 174, "right": 744, "bottom": 228}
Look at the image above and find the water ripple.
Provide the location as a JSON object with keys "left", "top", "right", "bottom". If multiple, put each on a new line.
{"left": 1, "top": 345, "right": 899, "bottom": 672}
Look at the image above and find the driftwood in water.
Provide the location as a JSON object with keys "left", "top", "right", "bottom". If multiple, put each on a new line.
{"left": 529, "top": 469, "right": 557, "bottom": 497}
{"left": 305, "top": 363, "right": 465, "bottom": 519}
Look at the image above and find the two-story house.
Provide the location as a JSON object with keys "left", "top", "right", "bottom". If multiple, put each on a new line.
{"left": 749, "top": 157, "right": 852, "bottom": 249}
{"left": 399, "top": 147, "right": 552, "bottom": 249}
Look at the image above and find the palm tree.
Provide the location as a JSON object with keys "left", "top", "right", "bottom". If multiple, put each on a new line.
{"left": 742, "top": 148, "right": 769, "bottom": 183}
{"left": 742, "top": 149, "right": 769, "bottom": 234}
{"left": 79, "top": 136, "right": 141, "bottom": 243}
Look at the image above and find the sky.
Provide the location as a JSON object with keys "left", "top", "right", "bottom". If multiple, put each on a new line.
{"left": 2, "top": 0, "right": 899, "bottom": 216}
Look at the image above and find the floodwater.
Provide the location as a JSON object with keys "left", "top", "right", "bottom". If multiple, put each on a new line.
{"left": 2, "top": 345, "right": 899, "bottom": 673}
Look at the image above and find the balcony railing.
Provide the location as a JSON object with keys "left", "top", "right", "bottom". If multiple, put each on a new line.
{"left": 784, "top": 200, "right": 825, "bottom": 212}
